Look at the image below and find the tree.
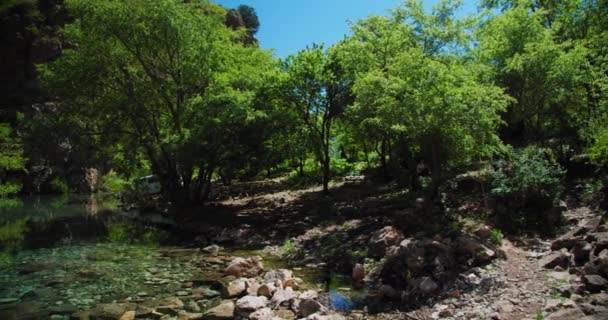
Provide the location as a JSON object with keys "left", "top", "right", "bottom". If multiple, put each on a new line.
{"left": 0, "top": 122, "right": 25, "bottom": 198}
{"left": 283, "top": 45, "right": 352, "bottom": 193}
{"left": 40, "top": 0, "right": 276, "bottom": 206}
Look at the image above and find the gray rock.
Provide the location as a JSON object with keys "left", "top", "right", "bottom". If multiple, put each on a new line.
{"left": 545, "top": 307, "right": 586, "bottom": 320}
{"left": 249, "top": 307, "right": 273, "bottom": 320}
{"left": 235, "top": 295, "right": 268, "bottom": 317}
{"left": 539, "top": 251, "right": 571, "bottom": 269}
{"left": 224, "top": 257, "right": 264, "bottom": 278}
{"left": 419, "top": 277, "right": 439, "bottom": 294}
{"left": 369, "top": 226, "right": 404, "bottom": 258}
{"left": 583, "top": 275, "right": 608, "bottom": 292}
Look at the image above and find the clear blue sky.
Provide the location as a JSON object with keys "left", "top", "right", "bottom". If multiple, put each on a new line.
{"left": 215, "top": 0, "right": 478, "bottom": 58}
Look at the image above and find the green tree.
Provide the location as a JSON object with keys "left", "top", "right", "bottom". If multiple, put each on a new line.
{"left": 40, "top": 0, "right": 276, "bottom": 205}
{"left": 0, "top": 123, "right": 25, "bottom": 198}
{"left": 283, "top": 45, "right": 352, "bottom": 193}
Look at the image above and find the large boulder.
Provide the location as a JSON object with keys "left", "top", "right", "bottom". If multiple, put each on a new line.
{"left": 539, "top": 251, "right": 571, "bottom": 269}
{"left": 257, "top": 283, "right": 277, "bottom": 298}
{"left": 299, "top": 299, "right": 324, "bottom": 318}
{"left": 552, "top": 232, "right": 584, "bottom": 251}
{"left": 352, "top": 263, "right": 365, "bottom": 282}
{"left": 225, "top": 257, "right": 264, "bottom": 277}
{"left": 598, "top": 249, "right": 608, "bottom": 275}
{"left": 583, "top": 275, "right": 608, "bottom": 293}
{"left": 202, "top": 301, "right": 234, "bottom": 320}
{"left": 595, "top": 232, "right": 608, "bottom": 253}
{"left": 270, "top": 288, "right": 297, "bottom": 308}
{"left": 235, "top": 295, "right": 268, "bottom": 317}
{"left": 572, "top": 241, "right": 593, "bottom": 265}
{"left": 545, "top": 307, "right": 586, "bottom": 320}
{"left": 368, "top": 226, "right": 404, "bottom": 258}
{"left": 223, "top": 278, "right": 247, "bottom": 298}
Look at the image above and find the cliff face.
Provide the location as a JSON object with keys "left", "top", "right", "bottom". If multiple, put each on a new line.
{"left": 0, "top": 0, "right": 67, "bottom": 122}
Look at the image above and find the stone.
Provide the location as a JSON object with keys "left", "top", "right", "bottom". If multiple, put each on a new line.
{"left": 545, "top": 307, "right": 586, "bottom": 320}
{"left": 186, "top": 301, "right": 201, "bottom": 312}
{"left": 298, "top": 290, "right": 318, "bottom": 300}
{"left": 352, "top": 264, "right": 365, "bottom": 282}
{"left": 89, "top": 303, "right": 137, "bottom": 320}
{"left": 419, "top": 277, "right": 439, "bottom": 294}
{"left": 246, "top": 278, "right": 261, "bottom": 296}
{"left": 264, "top": 269, "right": 293, "bottom": 284}
{"left": 284, "top": 278, "right": 300, "bottom": 290}
{"left": 249, "top": 307, "right": 274, "bottom": 320}
{"left": 545, "top": 299, "right": 563, "bottom": 312}
{"left": 235, "top": 295, "right": 268, "bottom": 317}
{"left": 299, "top": 299, "right": 324, "bottom": 318}
{"left": 270, "top": 288, "right": 297, "bottom": 308}
{"left": 202, "top": 301, "right": 234, "bottom": 320}
{"left": 202, "top": 245, "right": 222, "bottom": 254}
{"left": 274, "top": 308, "right": 296, "bottom": 320}
{"left": 495, "top": 300, "right": 514, "bottom": 314}
{"left": 583, "top": 275, "right": 608, "bottom": 292}
{"left": 474, "top": 225, "right": 492, "bottom": 239}
{"left": 369, "top": 226, "right": 404, "bottom": 257}
{"left": 598, "top": 249, "right": 608, "bottom": 274}
{"left": 177, "top": 311, "right": 204, "bottom": 320}
{"left": 258, "top": 283, "right": 277, "bottom": 298}
{"left": 379, "top": 284, "right": 399, "bottom": 300}
{"left": 438, "top": 308, "right": 454, "bottom": 318}
{"left": 225, "top": 257, "right": 264, "bottom": 278}
{"left": 572, "top": 241, "right": 593, "bottom": 264}
{"left": 118, "top": 311, "right": 135, "bottom": 320}
{"left": 476, "top": 246, "right": 496, "bottom": 263}
{"left": 539, "top": 251, "right": 571, "bottom": 269}
{"left": 223, "top": 278, "right": 247, "bottom": 298}
{"left": 552, "top": 232, "right": 584, "bottom": 251}
{"left": 594, "top": 232, "right": 608, "bottom": 253}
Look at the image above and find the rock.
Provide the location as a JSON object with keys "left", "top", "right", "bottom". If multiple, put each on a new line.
{"left": 352, "top": 263, "right": 365, "bottom": 282}
{"left": 583, "top": 275, "right": 608, "bottom": 292}
{"left": 438, "top": 308, "right": 454, "bottom": 318}
{"left": 298, "top": 290, "right": 318, "bottom": 300}
{"left": 545, "top": 307, "right": 586, "bottom": 320}
{"left": 258, "top": 283, "right": 277, "bottom": 298}
{"left": 88, "top": 303, "right": 137, "bottom": 320}
{"left": 594, "top": 232, "right": 608, "bottom": 253}
{"left": 495, "top": 300, "right": 514, "bottom": 314}
{"left": 474, "top": 226, "right": 492, "bottom": 239}
{"left": 590, "top": 292, "right": 608, "bottom": 305}
{"left": 476, "top": 246, "right": 496, "bottom": 263}
{"left": 598, "top": 249, "right": 608, "bottom": 274}
{"left": 369, "top": 226, "right": 404, "bottom": 258}
{"left": 552, "top": 233, "right": 584, "bottom": 251}
{"left": 177, "top": 311, "right": 204, "bottom": 320}
{"left": 202, "top": 245, "right": 222, "bottom": 254}
{"left": 299, "top": 299, "right": 324, "bottom": 318}
{"left": 379, "top": 284, "right": 399, "bottom": 300}
{"left": 539, "top": 251, "right": 571, "bottom": 269}
{"left": 249, "top": 307, "right": 274, "bottom": 320}
{"left": 270, "top": 288, "right": 297, "bottom": 308}
{"left": 304, "top": 313, "right": 346, "bottom": 320}
{"left": 274, "top": 308, "right": 296, "bottom": 320}
{"left": 572, "top": 241, "right": 593, "bottom": 264}
{"left": 419, "top": 277, "right": 439, "bottom": 294}
{"left": 545, "top": 299, "right": 563, "bottom": 312}
{"left": 186, "top": 301, "right": 201, "bottom": 312}
{"left": 118, "top": 311, "right": 135, "bottom": 320}
{"left": 284, "top": 278, "right": 300, "bottom": 290}
{"left": 264, "top": 269, "right": 293, "bottom": 284}
{"left": 225, "top": 257, "right": 264, "bottom": 278}
{"left": 235, "top": 295, "right": 268, "bottom": 317}
{"left": 202, "top": 301, "right": 234, "bottom": 320}
{"left": 223, "top": 278, "right": 247, "bottom": 298}
{"left": 246, "top": 278, "right": 261, "bottom": 296}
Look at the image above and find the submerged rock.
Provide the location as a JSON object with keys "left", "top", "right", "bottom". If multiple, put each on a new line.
{"left": 202, "top": 301, "right": 234, "bottom": 320}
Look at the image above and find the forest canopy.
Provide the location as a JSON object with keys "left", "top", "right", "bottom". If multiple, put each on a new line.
{"left": 2, "top": 0, "right": 606, "bottom": 216}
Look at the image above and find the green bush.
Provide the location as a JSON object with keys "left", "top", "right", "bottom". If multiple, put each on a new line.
{"left": 491, "top": 146, "right": 565, "bottom": 234}
{"left": 50, "top": 176, "right": 69, "bottom": 194}
{"left": 490, "top": 229, "right": 504, "bottom": 245}
{"left": 100, "top": 172, "right": 130, "bottom": 194}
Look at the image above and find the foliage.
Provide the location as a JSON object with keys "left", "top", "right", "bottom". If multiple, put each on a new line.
{"left": 40, "top": 0, "right": 277, "bottom": 206}
{"left": 491, "top": 146, "right": 566, "bottom": 233}
{"left": 0, "top": 123, "right": 26, "bottom": 198}
{"left": 100, "top": 171, "right": 130, "bottom": 194}
{"left": 490, "top": 229, "right": 504, "bottom": 245}
{"left": 49, "top": 176, "right": 69, "bottom": 194}
{"left": 108, "top": 223, "right": 166, "bottom": 247}
{"left": 0, "top": 218, "right": 28, "bottom": 251}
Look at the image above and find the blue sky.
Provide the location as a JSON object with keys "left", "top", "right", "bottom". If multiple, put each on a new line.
{"left": 215, "top": 0, "right": 479, "bottom": 58}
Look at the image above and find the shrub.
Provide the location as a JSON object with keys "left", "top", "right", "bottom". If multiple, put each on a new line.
{"left": 50, "top": 176, "right": 69, "bottom": 194}
{"left": 490, "top": 229, "right": 504, "bottom": 245}
{"left": 491, "top": 146, "right": 565, "bottom": 234}
{"left": 100, "top": 172, "right": 130, "bottom": 194}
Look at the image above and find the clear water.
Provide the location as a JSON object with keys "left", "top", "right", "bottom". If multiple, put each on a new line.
{"left": 0, "top": 195, "right": 365, "bottom": 318}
